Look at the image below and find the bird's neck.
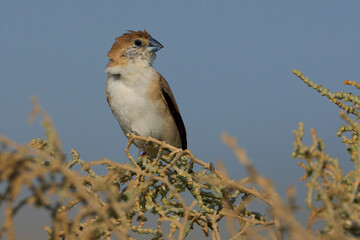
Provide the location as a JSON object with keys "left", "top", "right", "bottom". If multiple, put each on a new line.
{"left": 106, "top": 62, "right": 158, "bottom": 87}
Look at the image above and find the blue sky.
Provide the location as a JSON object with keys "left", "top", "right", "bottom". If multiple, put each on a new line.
{"left": 1, "top": 1, "right": 360, "bottom": 238}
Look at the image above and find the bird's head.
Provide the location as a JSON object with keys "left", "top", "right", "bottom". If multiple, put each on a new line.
{"left": 107, "top": 30, "right": 163, "bottom": 67}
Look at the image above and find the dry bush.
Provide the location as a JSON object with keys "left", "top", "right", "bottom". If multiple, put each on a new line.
{"left": 292, "top": 70, "right": 360, "bottom": 239}
{"left": 0, "top": 70, "right": 359, "bottom": 239}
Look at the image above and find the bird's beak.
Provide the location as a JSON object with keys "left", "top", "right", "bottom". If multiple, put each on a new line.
{"left": 147, "top": 38, "right": 164, "bottom": 52}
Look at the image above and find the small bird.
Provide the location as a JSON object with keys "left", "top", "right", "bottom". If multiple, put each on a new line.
{"left": 106, "top": 30, "right": 187, "bottom": 151}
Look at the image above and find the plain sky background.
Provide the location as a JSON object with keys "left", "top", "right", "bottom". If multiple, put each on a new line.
{"left": 1, "top": 1, "right": 360, "bottom": 239}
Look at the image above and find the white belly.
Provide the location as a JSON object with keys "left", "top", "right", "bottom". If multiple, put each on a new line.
{"left": 105, "top": 65, "right": 181, "bottom": 149}
{"left": 108, "top": 80, "right": 162, "bottom": 134}
{"left": 106, "top": 79, "right": 181, "bottom": 151}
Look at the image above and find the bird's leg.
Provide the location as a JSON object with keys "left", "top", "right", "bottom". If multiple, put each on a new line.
{"left": 140, "top": 142, "right": 149, "bottom": 156}
{"left": 129, "top": 131, "right": 145, "bottom": 156}
{"left": 130, "top": 130, "right": 140, "bottom": 136}
{"left": 129, "top": 131, "right": 153, "bottom": 156}
{"left": 140, "top": 140, "right": 158, "bottom": 157}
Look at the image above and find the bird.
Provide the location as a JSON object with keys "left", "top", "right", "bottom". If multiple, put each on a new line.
{"left": 105, "top": 30, "right": 187, "bottom": 152}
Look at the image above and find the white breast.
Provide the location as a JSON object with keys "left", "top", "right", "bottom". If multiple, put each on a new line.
{"left": 106, "top": 65, "right": 171, "bottom": 145}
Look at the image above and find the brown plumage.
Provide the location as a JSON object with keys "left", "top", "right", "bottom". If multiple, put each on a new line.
{"left": 106, "top": 30, "right": 187, "bottom": 150}
{"left": 159, "top": 74, "right": 187, "bottom": 149}
{"left": 107, "top": 30, "right": 152, "bottom": 67}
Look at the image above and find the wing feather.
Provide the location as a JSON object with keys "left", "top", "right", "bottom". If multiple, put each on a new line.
{"left": 159, "top": 75, "right": 187, "bottom": 149}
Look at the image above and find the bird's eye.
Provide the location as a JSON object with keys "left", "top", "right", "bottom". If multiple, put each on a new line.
{"left": 134, "top": 40, "right": 142, "bottom": 47}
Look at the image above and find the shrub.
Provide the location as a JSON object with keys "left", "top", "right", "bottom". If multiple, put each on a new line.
{"left": 0, "top": 70, "right": 359, "bottom": 239}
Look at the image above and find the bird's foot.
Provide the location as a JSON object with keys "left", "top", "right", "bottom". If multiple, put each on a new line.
{"left": 130, "top": 130, "right": 140, "bottom": 137}
{"left": 140, "top": 142, "right": 149, "bottom": 156}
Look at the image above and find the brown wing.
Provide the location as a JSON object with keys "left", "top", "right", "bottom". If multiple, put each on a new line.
{"left": 159, "top": 74, "right": 187, "bottom": 149}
